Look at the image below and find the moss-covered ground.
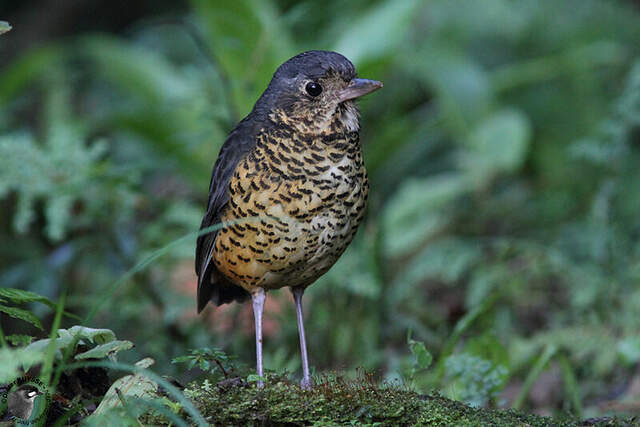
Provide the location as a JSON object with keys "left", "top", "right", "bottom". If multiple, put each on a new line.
{"left": 140, "top": 373, "right": 639, "bottom": 426}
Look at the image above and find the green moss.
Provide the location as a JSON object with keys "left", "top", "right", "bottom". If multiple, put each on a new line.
{"left": 139, "top": 372, "right": 640, "bottom": 425}
{"left": 174, "top": 373, "right": 558, "bottom": 426}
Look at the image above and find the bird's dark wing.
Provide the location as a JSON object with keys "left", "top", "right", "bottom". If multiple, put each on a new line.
{"left": 195, "top": 124, "right": 256, "bottom": 312}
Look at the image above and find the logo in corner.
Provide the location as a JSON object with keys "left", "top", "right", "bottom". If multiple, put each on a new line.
{"left": 1, "top": 377, "right": 51, "bottom": 424}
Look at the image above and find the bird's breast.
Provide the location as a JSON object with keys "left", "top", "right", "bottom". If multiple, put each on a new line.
{"left": 212, "top": 127, "right": 368, "bottom": 292}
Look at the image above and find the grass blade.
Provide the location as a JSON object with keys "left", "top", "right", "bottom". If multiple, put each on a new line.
{"left": 41, "top": 291, "right": 66, "bottom": 387}
{"left": 435, "top": 294, "right": 498, "bottom": 383}
{"left": 513, "top": 344, "right": 558, "bottom": 410}
{"left": 558, "top": 353, "right": 583, "bottom": 419}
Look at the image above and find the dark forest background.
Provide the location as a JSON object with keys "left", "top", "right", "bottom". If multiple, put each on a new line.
{"left": 2, "top": 0, "right": 640, "bottom": 419}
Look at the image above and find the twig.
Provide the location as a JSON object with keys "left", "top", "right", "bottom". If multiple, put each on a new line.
{"left": 214, "top": 358, "right": 229, "bottom": 379}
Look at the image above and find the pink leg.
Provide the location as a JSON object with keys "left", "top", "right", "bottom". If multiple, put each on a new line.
{"left": 252, "top": 288, "right": 266, "bottom": 388}
{"left": 292, "top": 287, "right": 312, "bottom": 389}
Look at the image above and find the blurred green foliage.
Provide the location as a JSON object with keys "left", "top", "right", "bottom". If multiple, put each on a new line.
{"left": 2, "top": 0, "right": 640, "bottom": 418}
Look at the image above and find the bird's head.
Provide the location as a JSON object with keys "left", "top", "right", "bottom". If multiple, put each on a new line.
{"left": 256, "top": 51, "right": 382, "bottom": 133}
{"left": 7, "top": 384, "right": 43, "bottom": 419}
{"left": 14, "top": 385, "right": 42, "bottom": 402}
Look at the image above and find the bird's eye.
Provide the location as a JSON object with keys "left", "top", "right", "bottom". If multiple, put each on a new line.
{"left": 305, "top": 82, "right": 322, "bottom": 97}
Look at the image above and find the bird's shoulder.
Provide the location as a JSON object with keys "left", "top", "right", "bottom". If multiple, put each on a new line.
{"left": 195, "top": 116, "right": 263, "bottom": 277}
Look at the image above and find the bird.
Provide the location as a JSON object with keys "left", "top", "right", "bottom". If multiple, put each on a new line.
{"left": 195, "top": 50, "right": 382, "bottom": 388}
{"left": 7, "top": 384, "right": 42, "bottom": 420}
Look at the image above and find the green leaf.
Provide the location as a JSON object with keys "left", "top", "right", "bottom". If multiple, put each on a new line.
{"left": 383, "top": 174, "right": 468, "bottom": 256}
{"left": 0, "top": 45, "right": 61, "bottom": 106}
{"left": 408, "top": 339, "right": 433, "bottom": 370}
{"left": 22, "top": 326, "right": 121, "bottom": 371}
{"left": 0, "top": 347, "right": 45, "bottom": 383}
{"left": 23, "top": 336, "right": 74, "bottom": 370}
{"left": 92, "top": 358, "right": 158, "bottom": 415}
{"left": 0, "top": 21, "right": 11, "bottom": 34}
{"left": 464, "top": 334, "right": 509, "bottom": 370}
{"left": 617, "top": 336, "right": 640, "bottom": 365}
{"left": 391, "top": 238, "right": 482, "bottom": 303}
{"left": 64, "top": 325, "right": 117, "bottom": 344}
{"left": 8, "top": 287, "right": 82, "bottom": 321}
{"left": 171, "top": 347, "right": 234, "bottom": 375}
{"left": 81, "top": 36, "right": 191, "bottom": 105}
{"left": 406, "top": 48, "right": 492, "bottom": 127}
{"left": 134, "top": 357, "right": 156, "bottom": 369}
{"left": 321, "top": 240, "right": 381, "bottom": 299}
{"left": 334, "top": 0, "right": 421, "bottom": 64}
{"left": 75, "top": 340, "right": 134, "bottom": 360}
{"left": 0, "top": 127, "right": 112, "bottom": 240}
{"left": 444, "top": 353, "right": 508, "bottom": 407}
{"left": 191, "top": 0, "right": 294, "bottom": 115}
{"left": 160, "top": 396, "right": 184, "bottom": 414}
{"left": 6, "top": 334, "right": 33, "bottom": 346}
{"left": 0, "top": 304, "right": 43, "bottom": 330}
{"left": 0, "top": 288, "right": 56, "bottom": 308}
{"left": 465, "top": 266, "right": 507, "bottom": 308}
{"left": 79, "top": 359, "right": 204, "bottom": 427}
{"left": 246, "top": 374, "right": 264, "bottom": 384}
{"left": 459, "top": 109, "right": 531, "bottom": 184}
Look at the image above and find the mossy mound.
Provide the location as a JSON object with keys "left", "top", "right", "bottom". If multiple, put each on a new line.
{"left": 171, "top": 373, "right": 561, "bottom": 426}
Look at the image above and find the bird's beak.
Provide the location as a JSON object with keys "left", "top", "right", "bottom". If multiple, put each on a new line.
{"left": 338, "top": 78, "right": 383, "bottom": 103}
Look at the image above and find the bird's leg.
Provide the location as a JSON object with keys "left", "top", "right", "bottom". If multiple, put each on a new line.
{"left": 291, "top": 286, "right": 312, "bottom": 389}
{"left": 252, "top": 288, "right": 266, "bottom": 388}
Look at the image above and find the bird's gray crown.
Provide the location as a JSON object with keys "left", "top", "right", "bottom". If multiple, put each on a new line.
{"left": 274, "top": 50, "right": 357, "bottom": 82}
